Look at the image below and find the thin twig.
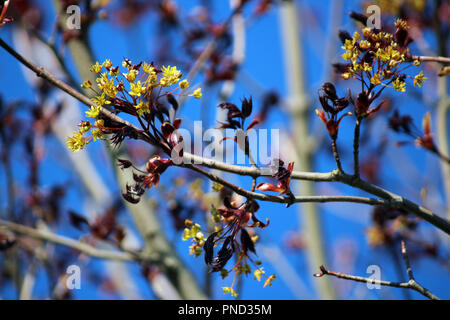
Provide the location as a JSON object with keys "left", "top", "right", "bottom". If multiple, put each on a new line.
{"left": 411, "top": 55, "right": 450, "bottom": 64}
{"left": 353, "top": 118, "right": 361, "bottom": 177}
{"left": 331, "top": 138, "right": 344, "bottom": 172}
{"left": 315, "top": 241, "right": 439, "bottom": 300}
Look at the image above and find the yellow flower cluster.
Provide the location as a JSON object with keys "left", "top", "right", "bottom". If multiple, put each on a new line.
{"left": 182, "top": 219, "right": 205, "bottom": 257}
{"left": 340, "top": 20, "right": 426, "bottom": 93}
{"left": 68, "top": 59, "right": 203, "bottom": 152}
{"left": 66, "top": 119, "right": 104, "bottom": 152}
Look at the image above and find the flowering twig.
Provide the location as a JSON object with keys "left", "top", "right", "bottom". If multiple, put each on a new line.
{"left": 314, "top": 240, "right": 440, "bottom": 300}
{"left": 1, "top": 37, "right": 449, "bottom": 235}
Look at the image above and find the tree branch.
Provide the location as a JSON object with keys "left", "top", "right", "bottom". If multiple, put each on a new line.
{"left": 1, "top": 36, "right": 449, "bottom": 235}
{"left": 0, "top": 219, "right": 139, "bottom": 262}
{"left": 314, "top": 240, "right": 440, "bottom": 300}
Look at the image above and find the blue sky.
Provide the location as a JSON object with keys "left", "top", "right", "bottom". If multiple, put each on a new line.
{"left": 0, "top": 0, "right": 449, "bottom": 300}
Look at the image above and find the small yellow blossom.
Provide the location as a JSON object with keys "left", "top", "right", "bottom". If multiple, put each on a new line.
{"left": 353, "top": 31, "right": 360, "bottom": 42}
{"left": 341, "top": 72, "right": 351, "bottom": 80}
{"left": 85, "top": 105, "right": 101, "bottom": 118}
{"left": 161, "top": 65, "right": 181, "bottom": 84}
{"left": 362, "top": 62, "right": 372, "bottom": 72}
{"left": 371, "top": 73, "right": 382, "bottom": 85}
{"left": 123, "top": 69, "right": 138, "bottom": 82}
{"left": 129, "top": 81, "right": 146, "bottom": 97}
{"left": 359, "top": 40, "right": 371, "bottom": 50}
{"left": 362, "top": 27, "right": 371, "bottom": 38}
{"left": 254, "top": 268, "right": 265, "bottom": 282}
{"left": 263, "top": 274, "right": 276, "bottom": 288}
{"left": 179, "top": 79, "right": 189, "bottom": 90}
{"left": 91, "top": 128, "right": 103, "bottom": 141}
{"left": 222, "top": 287, "right": 238, "bottom": 297}
{"left": 392, "top": 78, "right": 406, "bottom": 92}
{"left": 81, "top": 80, "right": 92, "bottom": 89}
{"left": 94, "top": 119, "right": 104, "bottom": 129}
{"left": 193, "top": 88, "right": 202, "bottom": 99}
{"left": 103, "top": 59, "right": 113, "bottom": 69}
{"left": 135, "top": 101, "right": 149, "bottom": 116}
{"left": 414, "top": 59, "right": 421, "bottom": 66}
{"left": 79, "top": 121, "right": 91, "bottom": 134}
{"left": 91, "top": 93, "right": 110, "bottom": 107}
{"left": 395, "top": 18, "right": 409, "bottom": 30}
{"left": 66, "top": 132, "right": 89, "bottom": 152}
{"left": 413, "top": 71, "right": 427, "bottom": 87}
{"left": 90, "top": 61, "right": 102, "bottom": 73}
{"left": 143, "top": 62, "right": 155, "bottom": 75}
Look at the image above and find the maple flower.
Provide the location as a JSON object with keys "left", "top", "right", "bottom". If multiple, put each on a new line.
{"left": 66, "top": 131, "right": 89, "bottom": 152}
{"left": 91, "top": 93, "right": 111, "bottom": 107}
{"left": 193, "top": 88, "right": 202, "bottom": 99}
{"left": 392, "top": 77, "right": 406, "bottom": 92}
{"left": 161, "top": 65, "right": 181, "bottom": 84}
{"left": 85, "top": 105, "right": 101, "bottom": 118}
{"left": 81, "top": 80, "right": 92, "bottom": 89}
{"left": 129, "top": 81, "right": 145, "bottom": 97}
{"left": 89, "top": 61, "right": 102, "bottom": 73}
{"left": 179, "top": 79, "right": 189, "bottom": 89}
{"left": 413, "top": 71, "right": 427, "bottom": 87}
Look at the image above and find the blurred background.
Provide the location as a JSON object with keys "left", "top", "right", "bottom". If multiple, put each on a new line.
{"left": 0, "top": 0, "right": 449, "bottom": 299}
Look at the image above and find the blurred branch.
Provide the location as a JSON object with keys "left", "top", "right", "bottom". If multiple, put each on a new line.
{"left": 315, "top": 241, "right": 440, "bottom": 300}
{"left": 278, "top": 0, "right": 335, "bottom": 299}
{"left": 0, "top": 219, "right": 139, "bottom": 262}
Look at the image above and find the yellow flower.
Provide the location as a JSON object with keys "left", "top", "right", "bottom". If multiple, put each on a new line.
{"left": 179, "top": 79, "right": 189, "bottom": 90}
{"left": 222, "top": 287, "right": 238, "bottom": 297}
{"left": 392, "top": 78, "right": 406, "bottom": 92}
{"left": 359, "top": 40, "right": 370, "bottom": 50}
{"left": 353, "top": 31, "right": 360, "bottom": 42}
{"left": 90, "top": 61, "right": 102, "bottom": 73}
{"left": 342, "top": 39, "right": 354, "bottom": 51}
{"left": 341, "top": 50, "right": 352, "bottom": 61}
{"left": 362, "top": 62, "right": 372, "bottom": 72}
{"left": 129, "top": 81, "right": 145, "bottom": 97}
{"left": 123, "top": 69, "right": 138, "bottom": 82}
{"left": 91, "top": 93, "right": 110, "bottom": 107}
{"left": 375, "top": 48, "right": 390, "bottom": 62}
{"left": 85, "top": 105, "right": 101, "bottom": 118}
{"left": 254, "top": 268, "right": 265, "bottom": 282}
{"left": 79, "top": 121, "right": 91, "bottom": 134}
{"left": 159, "top": 77, "right": 170, "bottom": 87}
{"left": 94, "top": 119, "right": 104, "bottom": 129}
{"left": 362, "top": 27, "right": 371, "bottom": 38}
{"left": 263, "top": 274, "right": 276, "bottom": 288}
{"left": 370, "top": 73, "right": 381, "bottom": 85}
{"left": 81, "top": 80, "right": 92, "bottom": 89}
{"left": 161, "top": 65, "right": 181, "bottom": 84}
{"left": 414, "top": 59, "right": 421, "bottom": 66}
{"left": 91, "top": 128, "right": 103, "bottom": 141}
{"left": 193, "top": 88, "right": 202, "bottom": 99}
{"left": 103, "top": 59, "right": 112, "bottom": 69}
{"left": 413, "top": 71, "right": 427, "bottom": 87}
{"left": 143, "top": 62, "right": 156, "bottom": 75}
{"left": 66, "top": 132, "right": 89, "bottom": 152}
{"left": 341, "top": 72, "right": 351, "bottom": 80}
{"left": 134, "top": 101, "right": 149, "bottom": 116}
{"left": 395, "top": 18, "right": 409, "bottom": 30}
